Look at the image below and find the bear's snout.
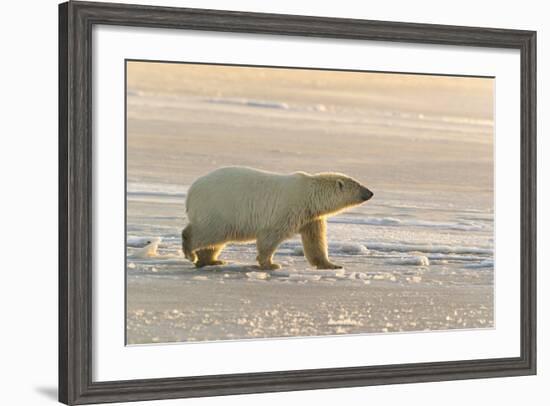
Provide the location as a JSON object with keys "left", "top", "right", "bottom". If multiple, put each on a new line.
{"left": 360, "top": 187, "right": 373, "bottom": 201}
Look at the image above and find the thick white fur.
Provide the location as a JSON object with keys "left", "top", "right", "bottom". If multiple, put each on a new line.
{"left": 182, "top": 166, "right": 372, "bottom": 269}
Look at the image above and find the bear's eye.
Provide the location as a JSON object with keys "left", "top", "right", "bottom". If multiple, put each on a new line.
{"left": 337, "top": 180, "right": 344, "bottom": 191}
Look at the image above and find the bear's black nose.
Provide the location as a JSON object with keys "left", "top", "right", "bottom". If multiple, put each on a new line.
{"left": 361, "top": 187, "right": 373, "bottom": 201}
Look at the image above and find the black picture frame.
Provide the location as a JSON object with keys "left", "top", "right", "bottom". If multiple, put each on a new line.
{"left": 59, "top": 1, "right": 537, "bottom": 404}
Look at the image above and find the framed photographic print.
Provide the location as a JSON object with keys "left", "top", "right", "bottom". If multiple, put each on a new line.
{"left": 59, "top": 1, "right": 536, "bottom": 404}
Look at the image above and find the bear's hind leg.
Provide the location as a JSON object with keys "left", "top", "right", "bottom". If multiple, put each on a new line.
{"left": 256, "top": 231, "right": 287, "bottom": 270}
{"left": 300, "top": 218, "right": 342, "bottom": 270}
{"left": 182, "top": 225, "right": 197, "bottom": 263}
{"left": 194, "top": 245, "right": 226, "bottom": 268}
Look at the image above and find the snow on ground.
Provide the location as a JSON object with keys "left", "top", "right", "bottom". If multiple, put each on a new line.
{"left": 126, "top": 185, "right": 494, "bottom": 344}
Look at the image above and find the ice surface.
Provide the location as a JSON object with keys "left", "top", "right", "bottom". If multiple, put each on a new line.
{"left": 130, "top": 237, "right": 161, "bottom": 258}
{"left": 338, "top": 243, "right": 369, "bottom": 255}
{"left": 387, "top": 255, "right": 430, "bottom": 267}
{"left": 329, "top": 217, "right": 484, "bottom": 231}
{"left": 127, "top": 236, "right": 161, "bottom": 248}
{"left": 463, "top": 259, "right": 494, "bottom": 269}
{"left": 365, "top": 242, "right": 492, "bottom": 256}
{"left": 207, "top": 97, "right": 290, "bottom": 110}
{"left": 125, "top": 183, "right": 495, "bottom": 343}
{"left": 246, "top": 271, "right": 270, "bottom": 280}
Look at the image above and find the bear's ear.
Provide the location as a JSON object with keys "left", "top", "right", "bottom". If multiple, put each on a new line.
{"left": 337, "top": 179, "right": 344, "bottom": 191}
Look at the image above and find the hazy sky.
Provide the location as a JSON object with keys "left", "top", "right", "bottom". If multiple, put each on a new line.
{"left": 126, "top": 61, "right": 493, "bottom": 201}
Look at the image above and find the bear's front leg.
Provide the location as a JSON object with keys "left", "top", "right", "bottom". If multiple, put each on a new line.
{"left": 300, "top": 218, "right": 342, "bottom": 270}
{"left": 256, "top": 231, "right": 286, "bottom": 270}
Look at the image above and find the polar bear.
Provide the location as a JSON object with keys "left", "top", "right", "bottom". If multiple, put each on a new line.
{"left": 181, "top": 166, "right": 373, "bottom": 270}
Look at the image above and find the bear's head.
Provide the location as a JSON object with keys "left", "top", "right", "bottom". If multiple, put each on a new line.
{"left": 309, "top": 172, "right": 373, "bottom": 217}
